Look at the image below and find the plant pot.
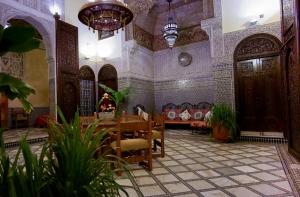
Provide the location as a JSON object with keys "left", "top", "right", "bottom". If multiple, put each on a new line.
{"left": 98, "top": 111, "right": 115, "bottom": 120}
{"left": 212, "top": 125, "right": 230, "bottom": 142}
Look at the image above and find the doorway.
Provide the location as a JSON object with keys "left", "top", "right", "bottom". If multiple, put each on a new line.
{"left": 79, "top": 66, "right": 95, "bottom": 116}
{"left": 98, "top": 64, "right": 118, "bottom": 101}
{"left": 234, "top": 34, "right": 282, "bottom": 135}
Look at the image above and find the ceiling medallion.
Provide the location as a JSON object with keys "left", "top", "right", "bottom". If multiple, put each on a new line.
{"left": 78, "top": 0, "right": 134, "bottom": 40}
{"left": 128, "top": 0, "right": 154, "bottom": 15}
{"left": 163, "top": 0, "right": 178, "bottom": 48}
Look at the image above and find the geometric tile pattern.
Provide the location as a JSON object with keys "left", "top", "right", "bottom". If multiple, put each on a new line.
{"left": 117, "top": 129, "right": 296, "bottom": 197}
{"left": 5, "top": 129, "right": 296, "bottom": 197}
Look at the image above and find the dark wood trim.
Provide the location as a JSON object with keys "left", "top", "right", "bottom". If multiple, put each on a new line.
{"left": 55, "top": 18, "right": 80, "bottom": 122}
{"left": 280, "top": 0, "right": 300, "bottom": 160}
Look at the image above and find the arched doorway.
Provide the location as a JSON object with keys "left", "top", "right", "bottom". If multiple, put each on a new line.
{"left": 0, "top": 19, "right": 50, "bottom": 128}
{"left": 79, "top": 66, "right": 95, "bottom": 116}
{"left": 234, "top": 33, "right": 282, "bottom": 134}
{"left": 98, "top": 64, "right": 118, "bottom": 102}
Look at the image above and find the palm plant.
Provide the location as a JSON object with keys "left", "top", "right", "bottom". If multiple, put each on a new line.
{"left": 0, "top": 128, "right": 50, "bottom": 197}
{"left": 47, "top": 108, "right": 127, "bottom": 197}
{"left": 0, "top": 73, "right": 35, "bottom": 113}
{"left": 0, "top": 24, "right": 40, "bottom": 56}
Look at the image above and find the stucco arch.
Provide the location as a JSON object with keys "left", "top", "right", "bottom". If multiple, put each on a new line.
{"left": 3, "top": 12, "right": 56, "bottom": 116}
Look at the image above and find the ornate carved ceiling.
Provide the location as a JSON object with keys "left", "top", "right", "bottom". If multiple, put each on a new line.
{"left": 126, "top": 0, "right": 213, "bottom": 51}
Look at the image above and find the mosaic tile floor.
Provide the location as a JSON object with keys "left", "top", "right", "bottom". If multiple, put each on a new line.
{"left": 5, "top": 129, "right": 298, "bottom": 197}
{"left": 3, "top": 127, "right": 48, "bottom": 145}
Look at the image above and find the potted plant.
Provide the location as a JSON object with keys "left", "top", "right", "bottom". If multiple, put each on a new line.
{"left": 98, "top": 84, "right": 130, "bottom": 117}
{"left": 209, "top": 103, "right": 237, "bottom": 142}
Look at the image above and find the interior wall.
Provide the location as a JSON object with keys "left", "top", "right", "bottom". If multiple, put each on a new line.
{"left": 221, "top": 0, "right": 281, "bottom": 33}
{"left": 119, "top": 43, "right": 155, "bottom": 114}
{"left": 154, "top": 41, "right": 214, "bottom": 112}
{"left": 8, "top": 47, "right": 49, "bottom": 126}
{"left": 9, "top": 49, "right": 49, "bottom": 108}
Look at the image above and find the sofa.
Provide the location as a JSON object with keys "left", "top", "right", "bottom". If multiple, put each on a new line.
{"left": 162, "top": 102, "right": 212, "bottom": 126}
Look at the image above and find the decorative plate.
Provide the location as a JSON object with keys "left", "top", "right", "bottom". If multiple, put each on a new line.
{"left": 178, "top": 52, "right": 192, "bottom": 67}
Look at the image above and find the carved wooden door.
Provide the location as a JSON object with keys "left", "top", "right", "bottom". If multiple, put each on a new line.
{"left": 0, "top": 94, "right": 8, "bottom": 129}
{"left": 237, "top": 59, "right": 258, "bottom": 131}
{"left": 56, "top": 20, "right": 80, "bottom": 122}
{"left": 257, "top": 57, "right": 282, "bottom": 131}
{"left": 286, "top": 46, "right": 300, "bottom": 157}
{"left": 237, "top": 57, "right": 281, "bottom": 132}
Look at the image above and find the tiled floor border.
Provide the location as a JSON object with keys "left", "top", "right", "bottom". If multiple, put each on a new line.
{"left": 4, "top": 137, "right": 48, "bottom": 148}
{"left": 239, "top": 136, "right": 288, "bottom": 144}
{"left": 276, "top": 144, "right": 300, "bottom": 197}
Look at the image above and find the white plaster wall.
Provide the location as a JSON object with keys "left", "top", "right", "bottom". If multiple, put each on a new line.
{"left": 153, "top": 41, "right": 213, "bottom": 81}
{"left": 222, "top": 0, "right": 281, "bottom": 33}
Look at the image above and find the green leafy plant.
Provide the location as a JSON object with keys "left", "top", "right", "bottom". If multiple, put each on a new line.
{"left": 0, "top": 128, "right": 50, "bottom": 197}
{"left": 0, "top": 24, "right": 40, "bottom": 56}
{"left": 0, "top": 108, "right": 132, "bottom": 197}
{"left": 0, "top": 73, "right": 35, "bottom": 113}
{"left": 210, "top": 103, "right": 237, "bottom": 139}
{"left": 46, "top": 107, "right": 127, "bottom": 197}
{"left": 98, "top": 84, "right": 130, "bottom": 114}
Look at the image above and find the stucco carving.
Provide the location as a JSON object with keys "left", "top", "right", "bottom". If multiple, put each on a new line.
{"left": 234, "top": 34, "right": 281, "bottom": 60}
{"left": 133, "top": 24, "right": 209, "bottom": 51}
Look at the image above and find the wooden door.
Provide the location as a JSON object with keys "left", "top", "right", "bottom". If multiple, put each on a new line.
{"left": 237, "top": 59, "right": 258, "bottom": 131}
{"left": 257, "top": 57, "right": 282, "bottom": 131}
{"left": 286, "top": 46, "right": 300, "bottom": 158}
{"left": 0, "top": 94, "right": 8, "bottom": 129}
{"left": 98, "top": 65, "right": 118, "bottom": 100}
{"left": 237, "top": 57, "right": 282, "bottom": 132}
{"left": 280, "top": 0, "right": 300, "bottom": 159}
{"left": 56, "top": 19, "right": 80, "bottom": 122}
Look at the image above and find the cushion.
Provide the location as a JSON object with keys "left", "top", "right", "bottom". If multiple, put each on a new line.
{"left": 166, "top": 110, "right": 176, "bottom": 120}
{"left": 152, "top": 130, "right": 161, "bottom": 139}
{"left": 111, "top": 139, "right": 149, "bottom": 151}
{"left": 142, "top": 111, "right": 149, "bottom": 121}
{"left": 204, "top": 110, "right": 212, "bottom": 121}
{"left": 189, "top": 109, "right": 204, "bottom": 120}
{"left": 137, "top": 107, "right": 143, "bottom": 116}
{"left": 179, "top": 109, "right": 191, "bottom": 121}
{"left": 164, "top": 109, "right": 181, "bottom": 120}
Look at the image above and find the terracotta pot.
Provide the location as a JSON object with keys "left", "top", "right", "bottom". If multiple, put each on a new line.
{"left": 212, "top": 125, "right": 230, "bottom": 142}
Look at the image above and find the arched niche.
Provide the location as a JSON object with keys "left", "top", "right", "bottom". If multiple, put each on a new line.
{"left": 233, "top": 33, "right": 283, "bottom": 134}
{"left": 98, "top": 64, "right": 118, "bottom": 101}
{"left": 79, "top": 65, "right": 96, "bottom": 115}
{"left": 4, "top": 14, "right": 56, "bottom": 117}
{"left": 1, "top": 18, "right": 51, "bottom": 128}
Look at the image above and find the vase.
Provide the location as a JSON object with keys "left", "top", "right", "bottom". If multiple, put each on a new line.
{"left": 98, "top": 111, "right": 115, "bottom": 120}
{"left": 212, "top": 125, "right": 230, "bottom": 142}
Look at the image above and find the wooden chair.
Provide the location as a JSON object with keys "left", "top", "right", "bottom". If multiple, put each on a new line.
{"left": 79, "top": 114, "right": 97, "bottom": 132}
{"left": 110, "top": 117, "right": 152, "bottom": 173}
{"left": 12, "top": 108, "right": 30, "bottom": 128}
{"left": 152, "top": 114, "right": 165, "bottom": 158}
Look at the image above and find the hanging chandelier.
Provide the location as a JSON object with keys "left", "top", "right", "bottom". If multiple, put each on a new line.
{"left": 78, "top": 0, "right": 134, "bottom": 40}
{"left": 163, "top": 0, "right": 178, "bottom": 48}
